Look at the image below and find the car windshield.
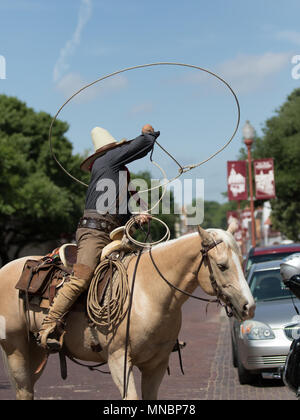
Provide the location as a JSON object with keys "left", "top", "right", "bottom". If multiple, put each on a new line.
{"left": 246, "top": 252, "right": 297, "bottom": 272}
{"left": 249, "top": 268, "right": 295, "bottom": 302}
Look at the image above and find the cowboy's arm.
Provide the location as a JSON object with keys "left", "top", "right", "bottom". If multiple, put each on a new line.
{"left": 110, "top": 128, "right": 160, "bottom": 168}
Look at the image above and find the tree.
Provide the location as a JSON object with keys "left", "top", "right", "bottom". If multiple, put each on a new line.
{"left": 0, "top": 94, "right": 89, "bottom": 265}
{"left": 189, "top": 199, "right": 237, "bottom": 230}
{"left": 238, "top": 89, "right": 300, "bottom": 241}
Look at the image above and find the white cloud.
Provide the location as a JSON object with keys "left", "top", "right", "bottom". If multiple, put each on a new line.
{"left": 53, "top": 0, "right": 92, "bottom": 83}
{"left": 218, "top": 52, "right": 290, "bottom": 93}
{"left": 56, "top": 72, "right": 128, "bottom": 102}
{"left": 276, "top": 30, "right": 300, "bottom": 46}
{"left": 128, "top": 102, "right": 154, "bottom": 116}
{"left": 181, "top": 52, "right": 291, "bottom": 94}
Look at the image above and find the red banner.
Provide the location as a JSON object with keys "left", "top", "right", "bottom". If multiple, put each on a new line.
{"left": 227, "top": 161, "right": 248, "bottom": 201}
{"left": 253, "top": 158, "right": 276, "bottom": 200}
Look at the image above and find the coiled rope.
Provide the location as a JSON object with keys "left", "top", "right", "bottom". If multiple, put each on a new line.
{"left": 86, "top": 215, "right": 170, "bottom": 329}
{"left": 86, "top": 257, "right": 129, "bottom": 330}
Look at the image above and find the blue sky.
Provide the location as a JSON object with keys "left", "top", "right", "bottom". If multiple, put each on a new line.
{"left": 1, "top": 0, "right": 300, "bottom": 204}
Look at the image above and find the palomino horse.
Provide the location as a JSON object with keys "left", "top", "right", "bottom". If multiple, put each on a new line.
{"left": 0, "top": 224, "right": 255, "bottom": 400}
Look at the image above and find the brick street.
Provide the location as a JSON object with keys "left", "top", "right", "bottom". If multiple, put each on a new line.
{"left": 0, "top": 295, "right": 296, "bottom": 400}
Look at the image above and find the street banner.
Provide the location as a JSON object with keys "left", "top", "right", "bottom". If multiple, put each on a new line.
{"left": 227, "top": 161, "right": 248, "bottom": 201}
{"left": 253, "top": 158, "right": 276, "bottom": 200}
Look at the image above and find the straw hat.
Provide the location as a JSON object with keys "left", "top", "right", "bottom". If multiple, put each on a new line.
{"left": 80, "top": 126, "right": 128, "bottom": 172}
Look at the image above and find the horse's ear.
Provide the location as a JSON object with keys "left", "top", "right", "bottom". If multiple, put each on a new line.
{"left": 227, "top": 221, "right": 238, "bottom": 235}
{"left": 197, "top": 226, "right": 212, "bottom": 245}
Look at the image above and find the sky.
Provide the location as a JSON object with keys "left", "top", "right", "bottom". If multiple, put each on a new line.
{"left": 0, "top": 0, "right": 300, "bottom": 205}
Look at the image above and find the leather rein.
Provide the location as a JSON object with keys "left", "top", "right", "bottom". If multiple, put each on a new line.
{"left": 148, "top": 229, "right": 234, "bottom": 317}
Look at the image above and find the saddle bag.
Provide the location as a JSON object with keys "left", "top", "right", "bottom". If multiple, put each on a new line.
{"left": 283, "top": 337, "right": 300, "bottom": 396}
{"left": 15, "top": 257, "right": 71, "bottom": 303}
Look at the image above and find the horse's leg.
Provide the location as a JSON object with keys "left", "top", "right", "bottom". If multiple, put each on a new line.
{"left": 108, "top": 351, "right": 139, "bottom": 400}
{"left": 28, "top": 335, "right": 48, "bottom": 389}
{"left": 1, "top": 335, "right": 35, "bottom": 400}
{"left": 1, "top": 328, "right": 47, "bottom": 400}
{"left": 141, "top": 357, "right": 169, "bottom": 400}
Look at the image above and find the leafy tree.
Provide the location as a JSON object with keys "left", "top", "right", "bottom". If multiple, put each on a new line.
{"left": 190, "top": 199, "right": 237, "bottom": 230}
{"left": 238, "top": 89, "right": 300, "bottom": 241}
{"left": 0, "top": 94, "right": 89, "bottom": 265}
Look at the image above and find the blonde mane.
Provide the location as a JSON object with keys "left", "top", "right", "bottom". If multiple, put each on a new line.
{"left": 153, "top": 228, "right": 241, "bottom": 256}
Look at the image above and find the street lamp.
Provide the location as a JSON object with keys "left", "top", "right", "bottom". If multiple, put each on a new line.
{"left": 243, "top": 120, "right": 256, "bottom": 248}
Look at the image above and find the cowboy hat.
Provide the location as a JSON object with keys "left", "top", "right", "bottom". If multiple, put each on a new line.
{"left": 80, "top": 126, "right": 128, "bottom": 172}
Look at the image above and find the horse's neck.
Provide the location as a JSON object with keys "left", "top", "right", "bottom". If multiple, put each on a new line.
{"left": 149, "top": 233, "right": 201, "bottom": 305}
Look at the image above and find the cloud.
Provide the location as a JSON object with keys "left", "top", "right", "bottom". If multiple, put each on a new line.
{"left": 53, "top": 0, "right": 92, "bottom": 83}
{"left": 217, "top": 52, "right": 291, "bottom": 93}
{"left": 55, "top": 72, "right": 128, "bottom": 102}
{"left": 128, "top": 102, "right": 154, "bottom": 116}
{"left": 181, "top": 52, "right": 291, "bottom": 94}
{"left": 275, "top": 30, "right": 300, "bottom": 46}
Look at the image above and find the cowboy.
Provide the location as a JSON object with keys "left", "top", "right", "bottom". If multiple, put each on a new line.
{"left": 38, "top": 124, "right": 160, "bottom": 351}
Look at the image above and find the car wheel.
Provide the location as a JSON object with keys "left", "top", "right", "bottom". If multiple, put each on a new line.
{"left": 237, "top": 358, "right": 260, "bottom": 385}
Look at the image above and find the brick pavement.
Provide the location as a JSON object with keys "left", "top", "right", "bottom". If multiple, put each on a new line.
{"left": 0, "top": 296, "right": 297, "bottom": 400}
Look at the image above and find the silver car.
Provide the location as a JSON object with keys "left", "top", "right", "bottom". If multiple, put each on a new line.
{"left": 230, "top": 259, "right": 300, "bottom": 385}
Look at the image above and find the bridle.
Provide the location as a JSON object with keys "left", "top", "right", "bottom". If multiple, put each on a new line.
{"left": 148, "top": 228, "right": 234, "bottom": 317}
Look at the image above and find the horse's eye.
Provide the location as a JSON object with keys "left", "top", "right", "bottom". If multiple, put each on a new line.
{"left": 217, "top": 264, "right": 227, "bottom": 272}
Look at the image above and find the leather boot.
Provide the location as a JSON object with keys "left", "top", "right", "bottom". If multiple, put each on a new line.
{"left": 38, "top": 263, "right": 93, "bottom": 352}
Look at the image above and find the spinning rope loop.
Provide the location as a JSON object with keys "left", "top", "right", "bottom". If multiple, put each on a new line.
{"left": 49, "top": 62, "right": 241, "bottom": 200}
{"left": 125, "top": 215, "right": 170, "bottom": 247}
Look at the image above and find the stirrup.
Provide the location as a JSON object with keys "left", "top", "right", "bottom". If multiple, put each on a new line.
{"left": 37, "top": 320, "right": 66, "bottom": 353}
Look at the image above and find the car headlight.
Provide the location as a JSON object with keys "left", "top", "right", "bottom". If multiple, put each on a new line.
{"left": 240, "top": 320, "right": 275, "bottom": 340}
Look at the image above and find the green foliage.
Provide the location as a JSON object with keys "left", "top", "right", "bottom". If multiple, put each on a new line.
{"left": 0, "top": 94, "right": 89, "bottom": 264}
{"left": 238, "top": 88, "right": 300, "bottom": 241}
{"left": 190, "top": 199, "right": 237, "bottom": 230}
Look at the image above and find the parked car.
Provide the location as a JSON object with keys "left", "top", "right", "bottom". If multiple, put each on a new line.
{"left": 243, "top": 243, "right": 300, "bottom": 275}
{"left": 230, "top": 259, "right": 300, "bottom": 385}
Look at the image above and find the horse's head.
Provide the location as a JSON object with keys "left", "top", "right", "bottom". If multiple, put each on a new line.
{"left": 197, "top": 223, "right": 255, "bottom": 321}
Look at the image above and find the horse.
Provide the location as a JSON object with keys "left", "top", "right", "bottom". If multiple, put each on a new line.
{"left": 0, "top": 224, "right": 255, "bottom": 400}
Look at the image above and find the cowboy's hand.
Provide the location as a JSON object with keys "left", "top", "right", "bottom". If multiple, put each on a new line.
{"left": 142, "top": 124, "right": 154, "bottom": 134}
{"left": 135, "top": 214, "right": 152, "bottom": 225}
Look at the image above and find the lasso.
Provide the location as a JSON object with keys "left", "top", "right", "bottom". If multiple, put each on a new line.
{"left": 86, "top": 257, "right": 129, "bottom": 330}
{"left": 49, "top": 62, "right": 240, "bottom": 198}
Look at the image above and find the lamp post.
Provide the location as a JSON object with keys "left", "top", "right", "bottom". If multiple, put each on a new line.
{"left": 243, "top": 120, "right": 256, "bottom": 248}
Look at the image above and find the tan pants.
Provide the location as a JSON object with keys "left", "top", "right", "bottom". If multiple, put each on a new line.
{"left": 75, "top": 227, "right": 110, "bottom": 290}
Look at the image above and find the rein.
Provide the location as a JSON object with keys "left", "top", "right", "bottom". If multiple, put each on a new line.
{"left": 148, "top": 230, "right": 233, "bottom": 317}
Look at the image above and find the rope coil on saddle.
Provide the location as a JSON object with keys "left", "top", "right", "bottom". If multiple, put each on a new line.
{"left": 86, "top": 257, "right": 129, "bottom": 329}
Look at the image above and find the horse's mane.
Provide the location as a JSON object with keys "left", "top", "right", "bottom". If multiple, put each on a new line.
{"left": 153, "top": 228, "right": 241, "bottom": 256}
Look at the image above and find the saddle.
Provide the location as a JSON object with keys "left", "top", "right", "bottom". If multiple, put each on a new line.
{"left": 15, "top": 226, "right": 137, "bottom": 310}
